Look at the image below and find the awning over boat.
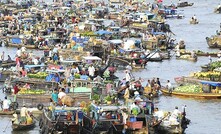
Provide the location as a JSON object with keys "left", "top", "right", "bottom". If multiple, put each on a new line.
{"left": 200, "top": 81, "right": 221, "bottom": 87}
{"left": 24, "top": 65, "right": 47, "bottom": 69}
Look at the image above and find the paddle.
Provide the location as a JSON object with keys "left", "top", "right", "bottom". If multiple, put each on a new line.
{"left": 30, "top": 114, "right": 39, "bottom": 121}
{"left": 3, "top": 120, "right": 11, "bottom": 132}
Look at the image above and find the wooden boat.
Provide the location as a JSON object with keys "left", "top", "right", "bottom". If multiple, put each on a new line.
{"left": 177, "top": 55, "right": 197, "bottom": 62}
{"left": 7, "top": 43, "right": 37, "bottom": 49}
{"left": 161, "top": 88, "right": 221, "bottom": 99}
{"left": 0, "top": 110, "right": 15, "bottom": 115}
{"left": 206, "top": 36, "right": 221, "bottom": 48}
{"left": 12, "top": 121, "right": 36, "bottom": 131}
{"left": 214, "top": 6, "right": 221, "bottom": 14}
{"left": 153, "top": 112, "right": 190, "bottom": 134}
{"left": 162, "top": 78, "right": 221, "bottom": 99}
{"left": 180, "top": 51, "right": 218, "bottom": 57}
{"left": 39, "top": 108, "right": 81, "bottom": 134}
{"left": 190, "top": 19, "right": 199, "bottom": 24}
{"left": 177, "top": 2, "right": 194, "bottom": 7}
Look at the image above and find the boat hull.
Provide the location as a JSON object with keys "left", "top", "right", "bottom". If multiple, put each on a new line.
{"left": 12, "top": 121, "right": 35, "bottom": 131}
{"left": 0, "top": 110, "right": 15, "bottom": 115}
{"left": 177, "top": 2, "right": 194, "bottom": 7}
{"left": 7, "top": 43, "right": 37, "bottom": 49}
{"left": 161, "top": 89, "right": 221, "bottom": 99}
{"left": 206, "top": 37, "right": 221, "bottom": 48}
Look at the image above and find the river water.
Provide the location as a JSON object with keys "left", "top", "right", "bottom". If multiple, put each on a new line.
{"left": 0, "top": 0, "right": 221, "bottom": 134}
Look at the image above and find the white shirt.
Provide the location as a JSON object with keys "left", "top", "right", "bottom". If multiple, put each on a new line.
{"left": 125, "top": 72, "right": 131, "bottom": 82}
{"left": 88, "top": 66, "right": 95, "bottom": 76}
{"left": 171, "top": 109, "right": 181, "bottom": 119}
{"left": 20, "top": 106, "right": 28, "bottom": 117}
{"left": 58, "top": 92, "right": 66, "bottom": 99}
{"left": 154, "top": 110, "right": 164, "bottom": 120}
{"left": 16, "top": 49, "right": 22, "bottom": 57}
{"left": 166, "top": 82, "right": 172, "bottom": 89}
{"left": 33, "top": 58, "right": 39, "bottom": 65}
{"left": 3, "top": 99, "right": 10, "bottom": 109}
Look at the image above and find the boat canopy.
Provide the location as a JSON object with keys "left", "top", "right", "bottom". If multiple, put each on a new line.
{"left": 200, "top": 81, "right": 221, "bottom": 87}
{"left": 24, "top": 65, "right": 47, "bottom": 69}
{"left": 83, "top": 56, "right": 102, "bottom": 61}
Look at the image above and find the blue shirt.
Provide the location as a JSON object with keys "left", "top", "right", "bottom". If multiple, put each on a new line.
{"left": 51, "top": 93, "right": 58, "bottom": 103}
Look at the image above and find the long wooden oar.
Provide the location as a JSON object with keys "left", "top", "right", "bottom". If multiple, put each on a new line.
{"left": 3, "top": 120, "right": 11, "bottom": 132}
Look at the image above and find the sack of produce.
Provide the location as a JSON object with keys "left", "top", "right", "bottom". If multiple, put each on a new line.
{"left": 26, "top": 116, "right": 33, "bottom": 125}
{"left": 61, "top": 96, "right": 74, "bottom": 107}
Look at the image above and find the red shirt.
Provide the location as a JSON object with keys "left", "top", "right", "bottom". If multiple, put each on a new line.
{"left": 13, "top": 85, "right": 19, "bottom": 94}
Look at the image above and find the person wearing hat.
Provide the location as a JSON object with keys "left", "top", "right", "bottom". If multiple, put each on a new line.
{"left": 20, "top": 104, "right": 28, "bottom": 124}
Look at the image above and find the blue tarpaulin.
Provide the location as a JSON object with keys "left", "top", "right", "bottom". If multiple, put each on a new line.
{"left": 72, "top": 37, "right": 89, "bottom": 43}
{"left": 11, "top": 38, "right": 22, "bottom": 44}
{"left": 200, "top": 81, "right": 221, "bottom": 87}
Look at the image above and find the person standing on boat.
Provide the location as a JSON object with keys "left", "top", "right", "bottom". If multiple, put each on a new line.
{"left": 2, "top": 96, "right": 11, "bottom": 112}
{"left": 124, "top": 86, "right": 130, "bottom": 105}
{"left": 0, "top": 51, "right": 4, "bottom": 62}
{"left": 13, "top": 83, "right": 20, "bottom": 95}
{"left": 169, "top": 106, "right": 181, "bottom": 124}
{"left": 125, "top": 70, "right": 131, "bottom": 82}
{"left": 58, "top": 88, "right": 66, "bottom": 105}
{"left": 51, "top": 88, "right": 58, "bottom": 105}
{"left": 166, "top": 80, "right": 172, "bottom": 93}
{"left": 20, "top": 104, "right": 28, "bottom": 124}
{"left": 88, "top": 64, "right": 95, "bottom": 80}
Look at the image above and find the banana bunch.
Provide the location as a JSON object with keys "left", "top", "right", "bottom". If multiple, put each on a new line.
{"left": 18, "top": 89, "right": 46, "bottom": 95}
{"left": 132, "top": 23, "right": 148, "bottom": 28}
{"left": 193, "top": 71, "right": 221, "bottom": 78}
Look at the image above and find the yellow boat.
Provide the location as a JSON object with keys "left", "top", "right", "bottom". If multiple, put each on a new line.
{"left": 161, "top": 80, "right": 221, "bottom": 99}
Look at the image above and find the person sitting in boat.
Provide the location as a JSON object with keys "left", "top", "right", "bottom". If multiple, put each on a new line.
{"left": 26, "top": 111, "right": 33, "bottom": 125}
{"left": 20, "top": 104, "right": 28, "bottom": 124}
{"left": 191, "top": 50, "right": 197, "bottom": 58}
{"left": 6, "top": 55, "right": 12, "bottom": 62}
{"left": 2, "top": 96, "right": 11, "bottom": 112}
{"left": 11, "top": 113, "right": 19, "bottom": 125}
{"left": 191, "top": 14, "right": 197, "bottom": 22}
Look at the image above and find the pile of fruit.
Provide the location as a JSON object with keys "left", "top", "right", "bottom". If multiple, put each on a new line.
{"left": 180, "top": 54, "right": 191, "bottom": 59}
{"left": 209, "top": 61, "right": 221, "bottom": 71}
{"left": 18, "top": 88, "right": 46, "bottom": 95}
{"left": 193, "top": 71, "right": 221, "bottom": 79}
{"left": 132, "top": 23, "right": 148, "bottom": 28}
{"left": 175, "top": 84, "right": 202, "bottom": 93}
{"left": 80, "top": 31, "right": 97, "bottom": 36}
{"left": 27, "top": 72, "right": 48, "bottom": 79}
